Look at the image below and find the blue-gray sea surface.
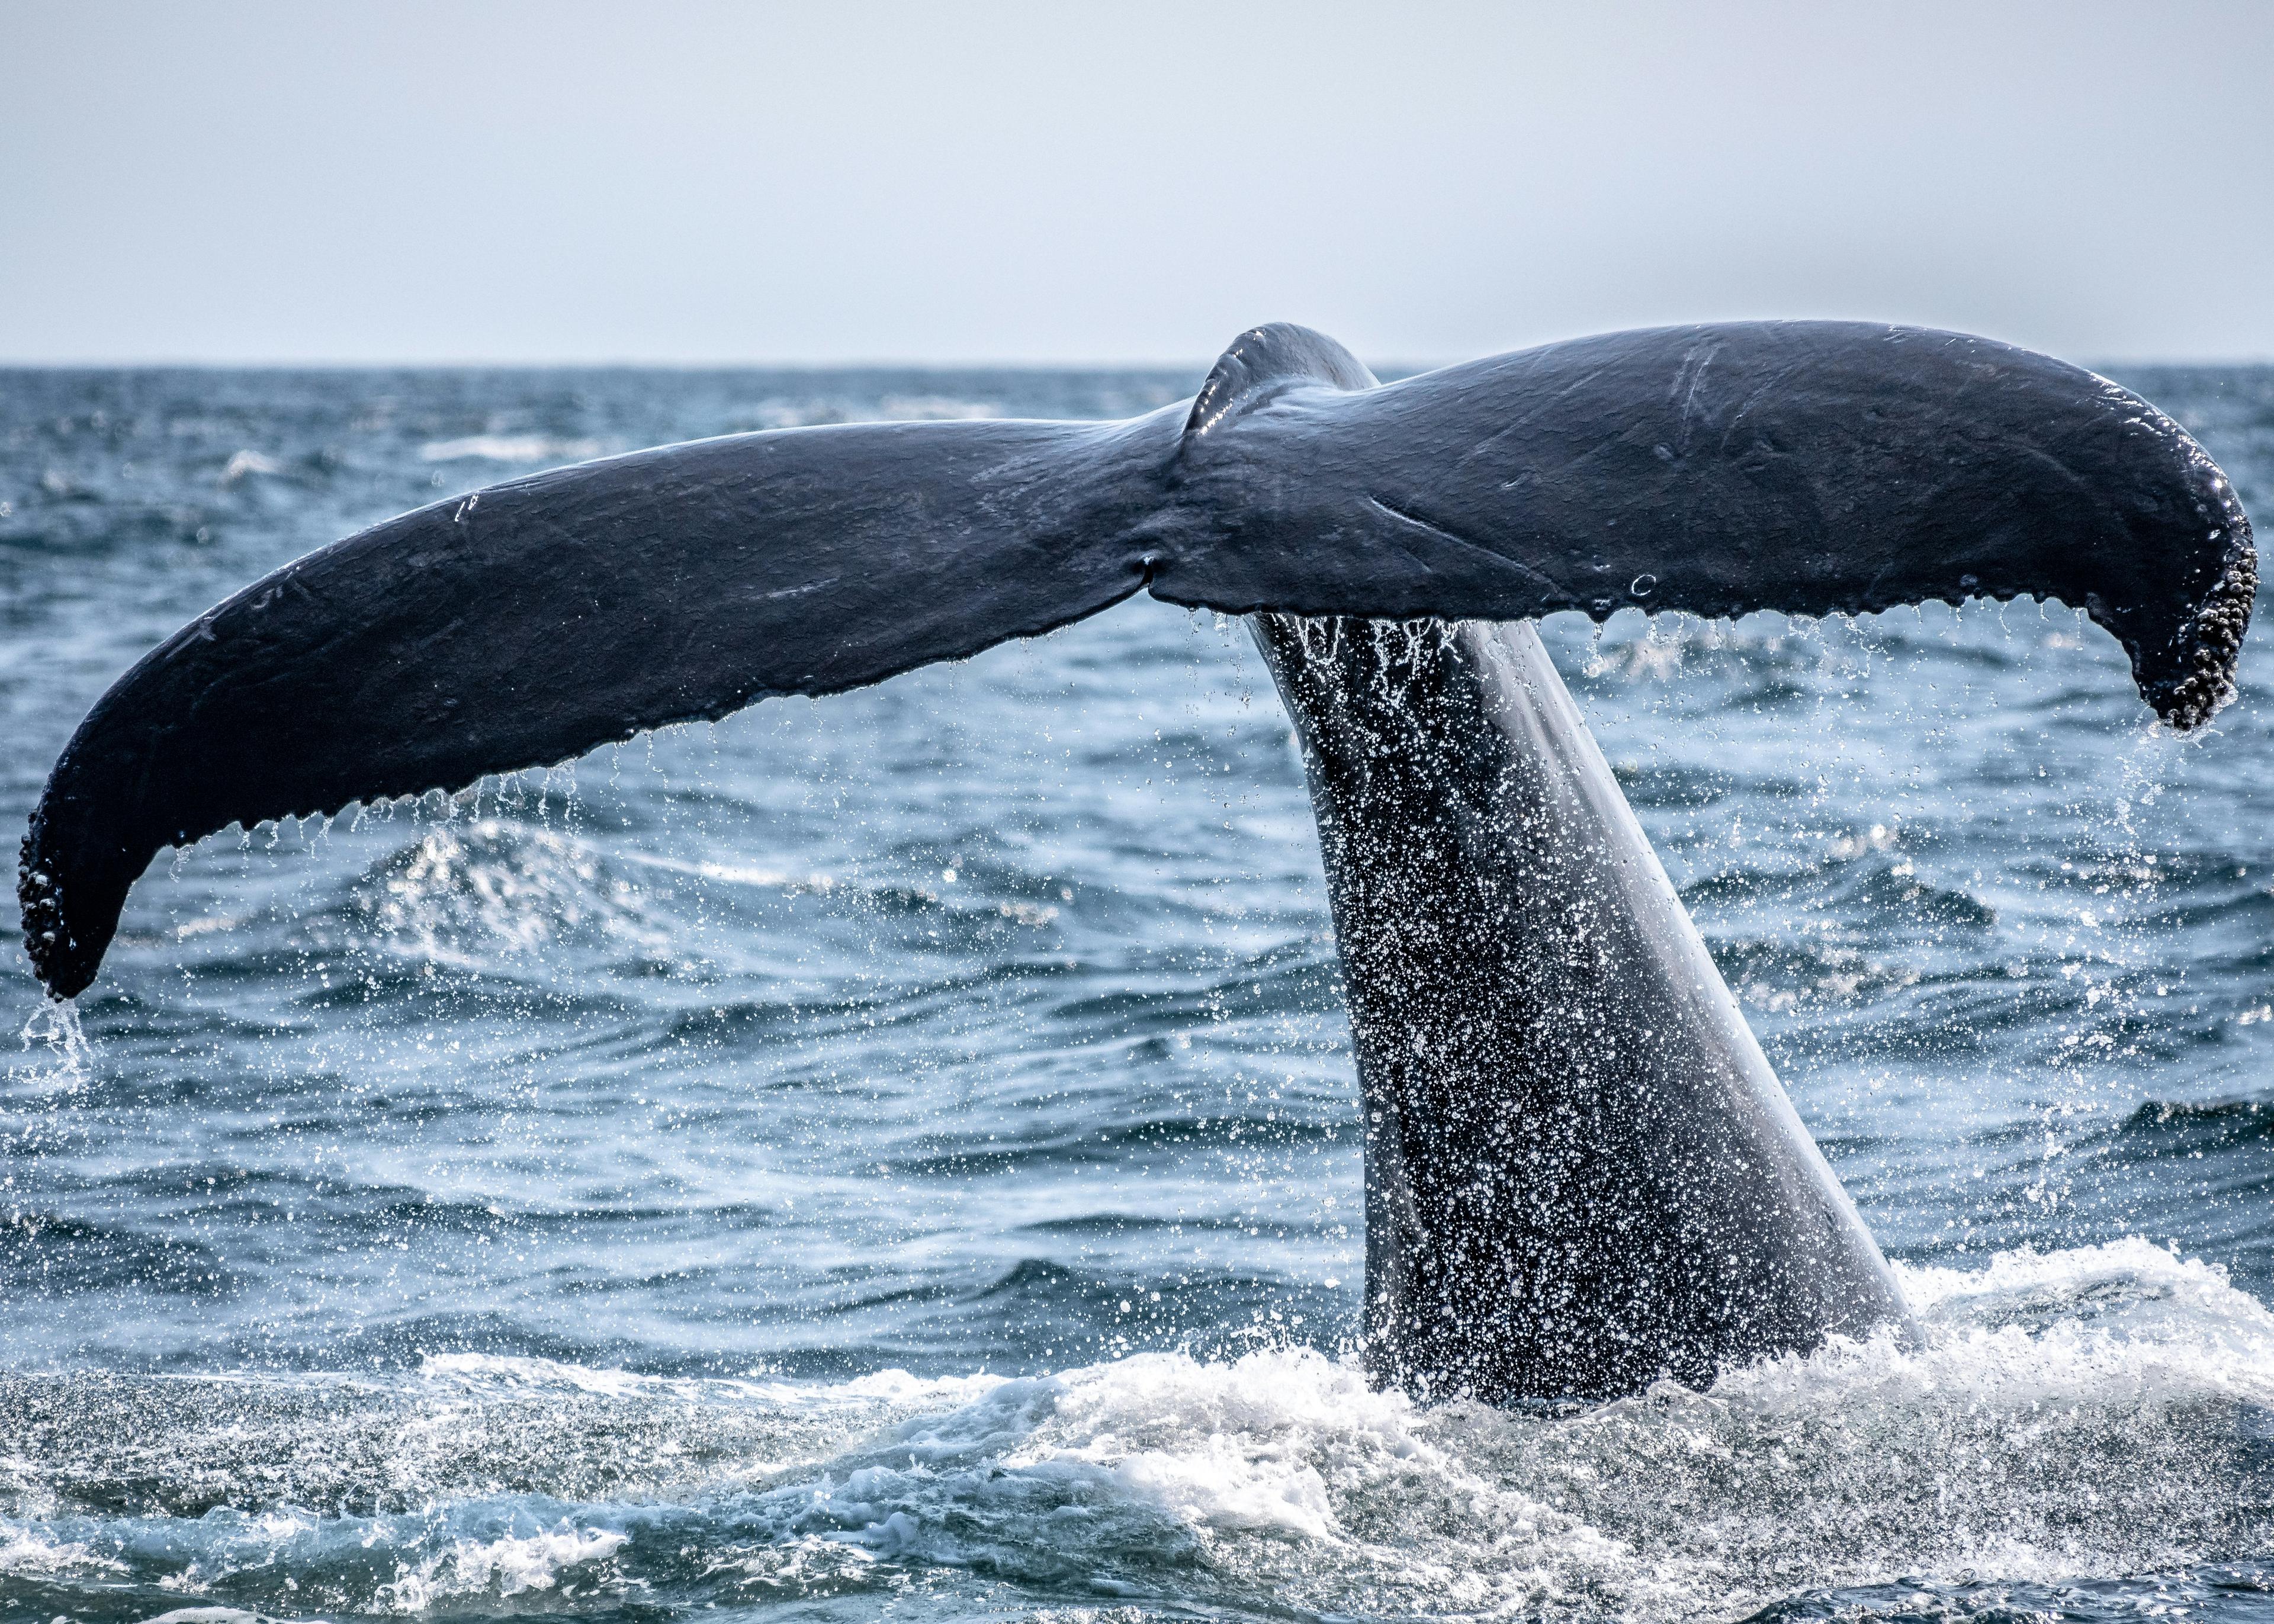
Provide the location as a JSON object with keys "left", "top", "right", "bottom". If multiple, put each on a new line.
{"left": 4, "top": 364, "right": 2273, "bottom": 1624}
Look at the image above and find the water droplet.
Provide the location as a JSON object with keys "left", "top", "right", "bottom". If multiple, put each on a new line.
{"left": 1630, "top": 574, "right": 1656, "bottom": 598}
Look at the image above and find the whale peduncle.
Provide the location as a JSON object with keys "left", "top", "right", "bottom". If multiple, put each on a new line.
{"left": 1252, "top": 613, "right": 1913, "bottom": 1403}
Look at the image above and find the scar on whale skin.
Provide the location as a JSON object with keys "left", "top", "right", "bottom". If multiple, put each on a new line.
{"left": 19, "top": 320, "right": 2256, "bottom": 1404}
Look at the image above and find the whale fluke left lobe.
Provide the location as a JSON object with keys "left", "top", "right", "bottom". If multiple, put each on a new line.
{"left": 18, "top": 413, "right": 1183, "bottom": 997}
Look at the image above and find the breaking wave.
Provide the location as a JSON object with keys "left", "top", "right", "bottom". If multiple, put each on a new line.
{"left": 1, "top": 1243, "right": 2269, "bottom": 1621}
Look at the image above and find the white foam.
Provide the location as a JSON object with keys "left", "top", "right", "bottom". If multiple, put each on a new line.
{"left": 415, "top": 1349, "right": 1006, "bottom": 1414}
{"left": 877, "top": 395, "right": 1003, "bottom": 422}
{"left": 1900, "top": 1233, "right": 2270, "bottom": 1326}
{"left": 417, "top": 435, "right": 604, "bottom": 464}
{"left": 692, "top": 858, "right": 836, "bottom": 892}
{"left": 998, "top": 1347, "right": 1419, "bottom": 1539}
{"left": 418, "top": 1350, "right": 657, "bottom": 1397}
{"left": 0, "top": 1520, "right": 126, "bottom": 1578}
{"left": 8, "top": 1244, "right": 2269, "bottom": 1620}
{"left": 218, "top": 449, "right": 282, "bottom": 484}
{"left": 728, "top": 1244, "right": 2274, "bottom": 1616}
{"left": 375, "top": 1523, "right": 626, "bottom": 1612}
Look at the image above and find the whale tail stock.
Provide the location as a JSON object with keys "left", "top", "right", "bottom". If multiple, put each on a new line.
{"left": 21, "top": 320, "right": 2252, "bottom": 999}
{"left": 1255, "top": 612, "right": 1918, "bottom": 1401}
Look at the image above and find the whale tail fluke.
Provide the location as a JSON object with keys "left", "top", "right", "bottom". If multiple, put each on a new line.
{"left": 17, "top": 413, "right": 1179, "bottom": 998}
{"left": 21, "top": 322, "right": 2254, "bottom": 997}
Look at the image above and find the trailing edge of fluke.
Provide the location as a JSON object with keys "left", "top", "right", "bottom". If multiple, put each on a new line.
{"left": 18, "top": 321, "right": 2259, "bottom": 999}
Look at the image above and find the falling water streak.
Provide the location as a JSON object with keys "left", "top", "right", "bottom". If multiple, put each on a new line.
{"left": 14, "top": 996, "right": 91, "bottom": 1089}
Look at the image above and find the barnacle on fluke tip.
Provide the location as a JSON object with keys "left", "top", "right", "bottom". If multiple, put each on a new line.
{"left": 2157, "top": 535, "right": 2257, "bottom": 731}
{"left": 18, "top": 834, "right": 65, "bottom": 992}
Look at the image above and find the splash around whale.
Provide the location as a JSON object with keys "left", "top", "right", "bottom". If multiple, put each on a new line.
{"left": 17, "top": 321, "right": 2257, "bottom": 1404}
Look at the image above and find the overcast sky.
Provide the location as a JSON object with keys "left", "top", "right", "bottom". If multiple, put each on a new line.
{"left": 4, "top": 2, "right": 2270, "bottom": 366}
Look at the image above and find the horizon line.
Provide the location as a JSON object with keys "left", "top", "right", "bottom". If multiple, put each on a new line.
{"left": 0, "top": 353, "right": 1292, "bottom": 374}
{"left": 7, "top": 351, "right": 2274, "bottom": 374}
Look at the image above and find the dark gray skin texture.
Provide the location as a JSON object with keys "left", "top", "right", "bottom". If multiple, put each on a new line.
{"left": 14, "top": 323, "right": 2255, "bottom": 1404}
{"left": 1255, "top": 613, "right": 1910, "bottom": 1403}
{"left": 19, "top": 323, "right": 2253, "bottom": 1001}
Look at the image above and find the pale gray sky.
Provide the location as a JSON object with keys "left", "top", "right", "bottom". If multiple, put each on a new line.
{"left": 4, "top": 1, "right": 2270, "bottom": 365}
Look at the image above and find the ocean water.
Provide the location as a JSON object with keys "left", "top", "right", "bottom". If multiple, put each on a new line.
{"left": 2, "top": 361, "right": 2272, "bottom": 1624}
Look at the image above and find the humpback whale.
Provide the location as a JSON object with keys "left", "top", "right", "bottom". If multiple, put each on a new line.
{"left": 18, "top": 322, "right": 2256, "bottom": 1404}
